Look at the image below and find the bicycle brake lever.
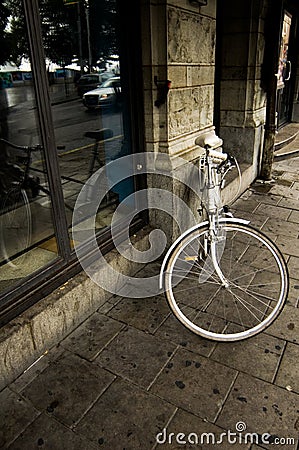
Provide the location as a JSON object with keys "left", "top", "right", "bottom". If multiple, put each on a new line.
{"left": 217, "top": 153, "right": 235, "bottom": 173}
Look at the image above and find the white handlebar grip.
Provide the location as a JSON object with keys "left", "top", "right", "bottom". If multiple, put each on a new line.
{"left": 208, "top": 149, "right": 227, "bottom": 161}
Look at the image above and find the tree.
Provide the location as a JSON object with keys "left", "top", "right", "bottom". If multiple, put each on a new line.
{"left": 0, "top": 1, "right": 11, "bottom": 64}
{"left": 2, "top": 0, "right": 119, "bottom": 70}
{"left": 40, "top": 0, "right": 78, "bottom": 66}
{"left": 89, "top": 0, "right": 118, "bottom": 66}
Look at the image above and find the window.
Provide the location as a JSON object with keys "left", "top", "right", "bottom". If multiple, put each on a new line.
{"left": 0, "top": 2, "right": 58, "bottom": 294}
{"left": 0, "top": 0, "right": 144, "bottom": 325}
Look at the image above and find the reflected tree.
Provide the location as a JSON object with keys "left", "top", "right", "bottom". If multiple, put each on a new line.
{"left": 2, "top": 0, "right": 118, "bottom": 70}
{"left": 0, "top": 0, "right": 12, "bottom": 64}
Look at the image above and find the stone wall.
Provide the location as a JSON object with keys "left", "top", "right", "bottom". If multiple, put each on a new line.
{"left": 142, "top": 0, "right": 219, "bottom": 240}
{"left": 141, "top": 0, "right": 299, "bottom": 240}
{"left": 217, "top": 0, "right": 267, "bottom": 170}
{"left": 291, "top": 52, "right": 299, "bottom": 122}
{"left": 218, "top": 0, "right": 266, "bottom": 171}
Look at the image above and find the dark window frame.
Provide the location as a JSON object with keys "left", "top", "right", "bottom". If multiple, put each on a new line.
{"left": 0, "top": 0, "right": 147, "bottom": 327}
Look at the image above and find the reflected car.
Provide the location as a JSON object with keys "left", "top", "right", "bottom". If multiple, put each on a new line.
{"left": 76, "top": 72, "right": 114, "bottom": 97}
{"left": 83, "top": 77, "right": 121, "bottom": 110}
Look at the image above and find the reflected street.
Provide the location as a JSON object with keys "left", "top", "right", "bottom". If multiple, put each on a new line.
{"left": 6, "top": 84, "right": 123, "bottom": 152}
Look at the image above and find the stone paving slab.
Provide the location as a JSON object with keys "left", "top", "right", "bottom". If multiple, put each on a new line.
{"left": 275, "top": 342, "right": 299, "bottom": 394}
{"left": 278, "top": 196, "right": 299, "bottom": 210}
{"left": 288, "top": 209, "right": 299, "bottom": 223}
{"left": 288, "top": 256, "right": 299, "bottom": 281}
{"left": 150, "top": 347, "right": 237, "bottom": 422}
{"left": 7, "top": 413, "right": 98, "bottom": 450}
{"left": 266, "top": 305, "right": 299, "bottom": 344}
{"left": 154, "top": 312, "right": 217, "bottom": 357}
{"left": 74, "top": 377, "right": 176, "bottom": 450}
{"left": 152, "top": 408, "right": 251, "bottom": 449}
{"left": 60, "top": 312, "right": 124, "bottom": 361}
{"left": 107, "top": 295, "right": 170, "bottom": 333}
{"left": 287, "top": 277, "right": 299, "bottom": 306}
{"left": 254, "top": 203, "right": 290, "bottom": 221}
{"left": 275, "top": 235, "right": 299, "bottom": 258}
{"left": 269, "top": 184, "right": 299, "bottom": 200}
{"left": 261, "top": 217, "right": 299, "bottom": 238}
{"left": 21, "top": 351, "right": 116, "bottom": 427}
{"left": 0, "top": 388, "right": 39, "bottom": 448}
{"left": 210, "top": 333, "right": 284, "bottom": 383}
{"left": 96, "top": 326, "right": 176, "bottom": 389}
{"left": 216, "top": 373, "right": 299, "bottom": 449}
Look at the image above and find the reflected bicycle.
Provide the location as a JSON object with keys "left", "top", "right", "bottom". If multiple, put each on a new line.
{"left": 0, "top": 138, "right": 45, "bottom": 267}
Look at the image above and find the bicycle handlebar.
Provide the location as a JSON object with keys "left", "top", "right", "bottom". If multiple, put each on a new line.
{"left": 0, "top": 138, "right": 42, "bottom": 153}
{"left": 206, "top": 148, "right": 228, "bottom": 162}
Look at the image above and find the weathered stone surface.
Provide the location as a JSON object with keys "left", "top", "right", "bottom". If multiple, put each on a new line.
{"left": 0, "top": 322, "right": 37, "bottom": 391}
{"left": 168, "top": 8, "right": 216, "bottom": 64}
{"left": 96, "top": 326, "right": 176, "bottom": 389}
{"left": 150, "top": 347, "right": 237, "bottom": 422}
{"left": 217, "top": 373, "right": 299, "bottom": 448}
{"left": 264, "top": 305, "right": 299, "bottom": 344}
{"left": 211, "top": 333, "right": 284, "bottom": 382}
{"left": 21, "top": 351, "right": 115, "bottom": 427}
{"left": 169, "top": 86, "right": 214, "bottom": 138}
{"left": 154, "top": 312, "right": 217, "bottom": 357}
{"left": 60, "top": 312, "right": 124, "bottom": 361}
{"left": 7, "top": 413, "right": 98, "bottom": 450}
{"left": 75, "top": 378, "right": 175, "bottom": 449}
{"left": 108, "top": 295, "right": 170, "bottom": 333}
{"left": 0, "top": 388, "right": 39, "bottom": 448}
{"left": 275, "top": 342, "right": 299, "bottom": 394}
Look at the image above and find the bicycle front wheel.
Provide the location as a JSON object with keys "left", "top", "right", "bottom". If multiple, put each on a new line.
{"left": 164, "top": 221, "right": 288, "bottom": 341}
{"left": 0, "top": 187, "right": 32, "bottom": 268}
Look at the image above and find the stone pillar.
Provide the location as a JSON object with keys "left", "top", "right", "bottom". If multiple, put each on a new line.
{"left": 217, "top": 0, "right": 267, "bottom": 171}
{"left": 141, "top": 0, "right": 219, "bottom": 241}
{"left": 291, "top": 52, "right": 299, "bottom": 122}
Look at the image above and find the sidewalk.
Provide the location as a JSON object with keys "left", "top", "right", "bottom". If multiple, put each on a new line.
{"left": 5, "top": 82, "right": 78, "bottom": 110}
{"left": 1, "top": 155, "right": 299, "bottom": 449}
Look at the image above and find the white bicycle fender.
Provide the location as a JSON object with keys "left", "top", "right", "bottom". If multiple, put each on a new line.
{"left": 159, "top": 217, "right": 250, "bottom": 289}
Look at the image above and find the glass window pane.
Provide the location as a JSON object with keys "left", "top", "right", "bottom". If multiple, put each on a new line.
{"left": 40, "top": 0, "right": 136, "bottom": 243}
{"left": 0, "top": 3, "right": 58, "bottom": 292}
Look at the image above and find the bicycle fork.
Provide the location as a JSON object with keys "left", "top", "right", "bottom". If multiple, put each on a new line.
{"left": 198, "top": 155, "right": 230, "bottom": 287}
{"left": 208, "top": 225, "right": 229, "bottom": 288}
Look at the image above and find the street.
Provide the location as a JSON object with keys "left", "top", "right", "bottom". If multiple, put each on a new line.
{"left": 5, "top": 84, "right": 124, "bottom": 154}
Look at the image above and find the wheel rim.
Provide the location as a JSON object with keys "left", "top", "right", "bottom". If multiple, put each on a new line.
{"left": 165, "top": 223, "right": 288, "bottom": 341}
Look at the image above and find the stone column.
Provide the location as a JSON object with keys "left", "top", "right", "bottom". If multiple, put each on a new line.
{"left": 141, "top": 0, "right": 219, "bottom": 241}
{"left": 217, "top": 0, "right": 267, "bottom": 173}
{"left": 291, "top": 52, "right": 299, "bottom": 122}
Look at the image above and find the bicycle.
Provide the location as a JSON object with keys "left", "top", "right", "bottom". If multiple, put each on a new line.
{"left": 160, "top": 134, "right": 289, "bottom": 342}
{"left": 0, "top": 138, "right": 44, "bottom": 268}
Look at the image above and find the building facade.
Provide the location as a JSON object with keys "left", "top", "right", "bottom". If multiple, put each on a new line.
{"left": 0, "top": 0, "right": 298, "bottom": 384}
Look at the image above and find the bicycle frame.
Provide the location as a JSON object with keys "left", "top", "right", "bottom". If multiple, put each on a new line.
{"left": 159, "top": 145, "right": 247, "bottom": 290}
{"left": 203, "top": 150, "right": 229, "bottom": 285}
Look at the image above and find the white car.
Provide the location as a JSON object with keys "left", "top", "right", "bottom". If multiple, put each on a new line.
{"left": 83, "top": 77, "right": 121, "bottom": 110}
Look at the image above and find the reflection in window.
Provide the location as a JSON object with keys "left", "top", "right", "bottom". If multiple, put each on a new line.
{"left": 41, "top": 0, "right": 136, "bottom": 243}
{"left": 0, "top": 2, "right": 57, "bottom": 292}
